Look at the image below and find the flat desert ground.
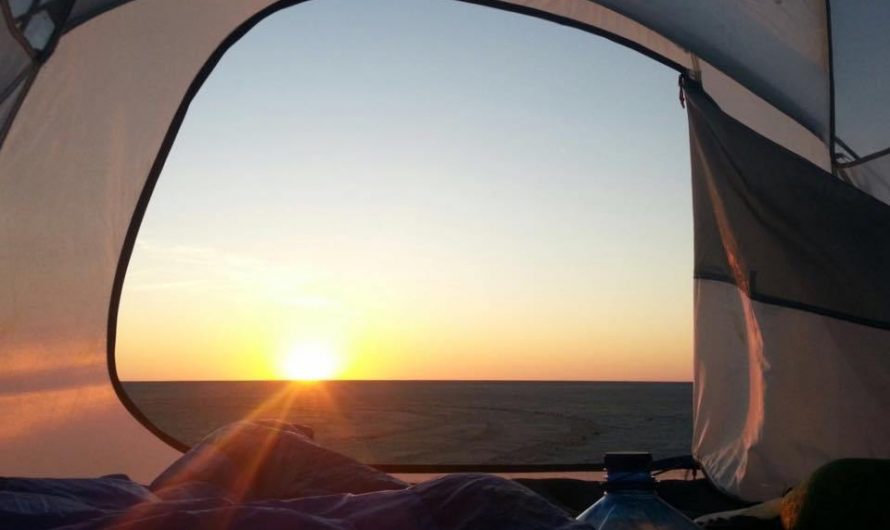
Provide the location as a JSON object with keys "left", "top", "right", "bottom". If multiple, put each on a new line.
{"left": 124, "top": 380, "right": 692, "bottom": 466}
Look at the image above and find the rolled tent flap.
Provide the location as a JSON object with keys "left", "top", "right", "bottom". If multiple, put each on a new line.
{"left": 686, "top": 83, "right": 890, "bottom": 500}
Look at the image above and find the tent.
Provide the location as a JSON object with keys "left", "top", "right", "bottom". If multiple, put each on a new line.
{"left": 0, "top": 0, "right": 887, "bottom": 502}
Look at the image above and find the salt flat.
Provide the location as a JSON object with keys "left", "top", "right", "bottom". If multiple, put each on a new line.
{"left": 123, "top": 381, "right": 692, "bottom": 466}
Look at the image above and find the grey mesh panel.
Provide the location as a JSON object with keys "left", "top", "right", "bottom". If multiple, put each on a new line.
{"left": 21, "top": 9, "right": 54, "bottom": 50}
{"left": 831, "top": 1, "right": 890, "bottom": 160}
{"left": 8, "top": 0, "right": 30, "bottom": 17}
{"left": 1, "top": 2, "right": 33, "bottom": 144}
{"left": 828, "top": 1, "right": 890, "bottom": 207}
{"left": 840, "top": 155, "right": 890, "bottom": 207}
{"left": 688, "top": 83, "right": 890, "bottom": 329}
{"left": 0, "top": 10, "right": 31, "bottom": 94}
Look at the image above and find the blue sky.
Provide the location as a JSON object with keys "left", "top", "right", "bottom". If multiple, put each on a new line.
{"left": 118, "top": 0, "right": 694, "bottom": 382}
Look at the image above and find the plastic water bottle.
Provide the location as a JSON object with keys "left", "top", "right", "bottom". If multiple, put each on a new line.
{"left": 577, "top": 452, "right": 699, "bottom": 530}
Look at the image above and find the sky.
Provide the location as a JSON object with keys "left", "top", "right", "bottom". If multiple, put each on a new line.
{"left": 116, "top": 0, "right": 693, "bottom": 382}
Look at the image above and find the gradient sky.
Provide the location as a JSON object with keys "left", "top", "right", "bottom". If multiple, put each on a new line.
{"left": 117, "top": 0, "right": 693, "bottom": 382}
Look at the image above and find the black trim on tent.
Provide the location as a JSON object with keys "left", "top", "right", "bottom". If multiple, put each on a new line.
{"left": 377, "top": 455, "right": 698, "bottom": 474}
{"left": 106, "top": 0, "right": 695, "bottom": 468}
{"left": 62, "top": 0, "right": 688, "bottom": 74}
{"left": 826, "top": 0, "right": 839, "bottom": 170}
{"left": 380, "top": 463, "right": 609, "bottom": 473}
{"left": 108, "top": 0, "right": 314, "bottom": 457}
{"left": 63, "top": 0, "right": 136, "bottom": 33}
{"left": 0, "top": 0, "right": 37, "bottom": 60}
{"left": 37, "top": 0, "right": 77, "bottom": 60}
{"left": 0, "top": 61, "right": 30, "bottom": 101}
{"left": 695, "top": 272, "right": 890, "bottom": 332}
{"left": 456, "top": 0, "right": 685, "bottom": 73}
{"left": 0, "top": 64, "right": 38, "bottom": 149}
{"left": 833, "top": 136, "right": 861, "bottom": 165}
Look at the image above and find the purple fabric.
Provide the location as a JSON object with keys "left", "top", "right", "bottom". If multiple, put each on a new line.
{"left": 151, "top": 420, "right": 408, "bottom": 500}
{"left": 2, "top": 421, "right": 592, "bottom": 530}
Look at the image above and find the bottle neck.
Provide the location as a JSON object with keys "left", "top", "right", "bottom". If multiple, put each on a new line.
{"left": 603, "top": 470, "right": 656, "bottom": 492}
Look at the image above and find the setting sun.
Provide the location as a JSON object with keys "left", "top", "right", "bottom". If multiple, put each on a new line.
{"left": 281, "top": 341, "right": 342, "bottom": 381}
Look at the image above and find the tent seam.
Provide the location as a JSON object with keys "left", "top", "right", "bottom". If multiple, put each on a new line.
{"left": 694, "top": 274, "right": 890, "bottom": 332}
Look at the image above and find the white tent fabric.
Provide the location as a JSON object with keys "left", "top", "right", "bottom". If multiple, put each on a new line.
{"left": 694, "top": 280, "right": 890, "bottom": 500}
{"left": 0, "top": 0, "right": 887, "bottom": 501}
{"left": 0, "top": 0, "right": 280, "bottom": 481}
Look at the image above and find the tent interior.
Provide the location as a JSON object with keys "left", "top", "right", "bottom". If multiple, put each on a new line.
{"left": 1, "top": 1, "right": 888, "bottom": 529}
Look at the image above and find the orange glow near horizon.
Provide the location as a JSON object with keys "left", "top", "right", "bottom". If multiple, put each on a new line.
{"left": 116, "top": 275, "right": 693, "bottom": 382}
{"left": 115, "top": 248, "right": 694, "bottom": 382}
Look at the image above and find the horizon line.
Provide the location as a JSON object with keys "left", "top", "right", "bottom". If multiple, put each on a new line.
{"left": 121, "top": 378, "right": 693, "bottom": 384}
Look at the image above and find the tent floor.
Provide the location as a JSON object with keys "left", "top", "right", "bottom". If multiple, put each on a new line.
{"left": 514, "top": 478, "right": 781, "bottom": 529}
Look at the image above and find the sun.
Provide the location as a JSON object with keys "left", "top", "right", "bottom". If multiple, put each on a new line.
{"left": 281, "top": 341, "right": 341, "bottom": 381}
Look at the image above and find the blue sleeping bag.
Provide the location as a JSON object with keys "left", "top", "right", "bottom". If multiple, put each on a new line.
{"left": 1, "top": 420, "right": 591, "bottom": 530}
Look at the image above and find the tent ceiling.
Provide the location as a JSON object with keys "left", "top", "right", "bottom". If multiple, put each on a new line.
{"left": 0, "top": 0, "right": 848, "bottom": 164}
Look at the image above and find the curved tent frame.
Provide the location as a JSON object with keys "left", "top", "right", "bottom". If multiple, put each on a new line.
{"left": 1, "top": 0, "right": 887, "bottom": 501}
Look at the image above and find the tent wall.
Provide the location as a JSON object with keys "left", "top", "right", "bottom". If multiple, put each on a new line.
{"left": 0, "top": 0, "right": 284, "bottom": 482}
{"left": 830, "top": 1, "right": 890, "bottom": 161}
{"left": 830, "top": 1, "right": 890, "bottom": 205}
{"left": 687, "top": 84, "right": 890, "bottom": 499}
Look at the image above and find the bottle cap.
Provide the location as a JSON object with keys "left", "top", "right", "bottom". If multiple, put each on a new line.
{"left": 604, "top": 452, "right": 653, "bottom": 472}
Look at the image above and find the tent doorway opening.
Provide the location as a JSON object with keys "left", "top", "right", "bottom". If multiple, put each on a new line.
{"left": 114, "top": 0, "right": 693, "bottom": 470}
